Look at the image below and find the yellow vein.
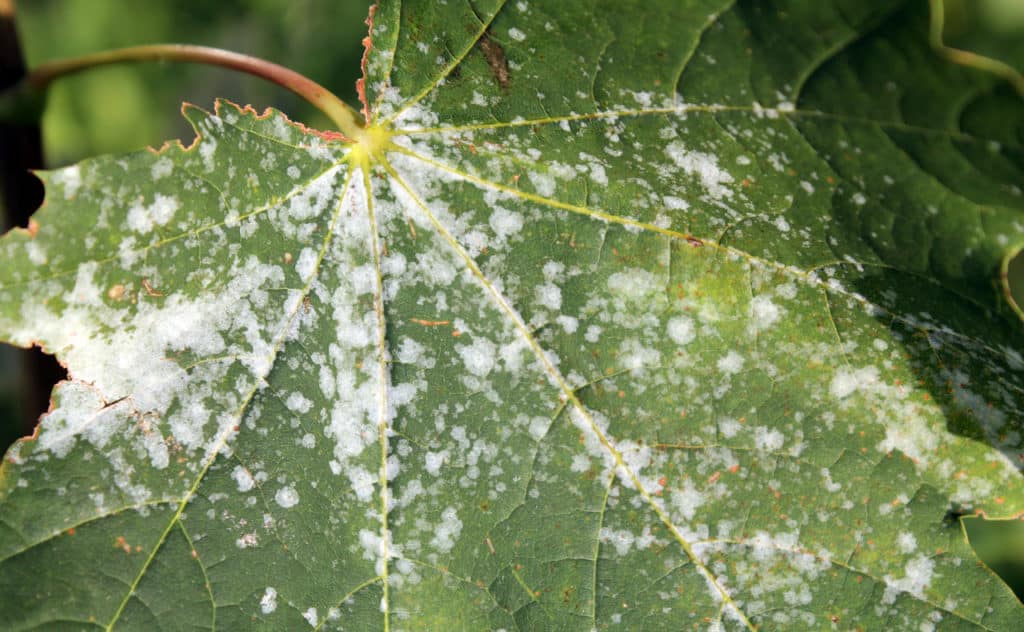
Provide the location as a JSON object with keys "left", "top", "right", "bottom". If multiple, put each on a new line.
{"left": 103, "top": 167, "right": 356, "bottom": 631}
{"left": 313, "top": 576, "right": 385, "bottom": 632}
{"left": 387, "top": 143, "right": 1021, "bottom": 369}
{"left": 361, "top": 165, "right": 392, "bottom": 632}
{"left": 177, "top": 521, "right": 217, "bottom": 631}
{"left": 393, "top": 103, "right": 1007, "bottom": 147}
{"left": 381, "top": 159, "right": 755, "bottom": 630}
{"left": 0, "top": 154, "right": 350, "bottom": 292}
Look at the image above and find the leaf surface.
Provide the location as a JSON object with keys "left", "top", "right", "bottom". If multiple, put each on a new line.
{"left": 2, "top": 1, "right": 1024, "bottom": 630}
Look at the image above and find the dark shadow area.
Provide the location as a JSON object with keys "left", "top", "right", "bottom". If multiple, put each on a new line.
{"left": 836, "top": 265, "right": 1024, "bottom": 602}
{"left": 1, "top": 7, "right": 68, "bottom": 450}
{"left": 964, "top": 517, "right": 1024, "bottom": 601}
{"left": 1008, "top": 249, "right": 1024, "bottom": 312}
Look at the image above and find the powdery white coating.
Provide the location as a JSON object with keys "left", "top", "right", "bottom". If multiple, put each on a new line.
{"left": 274, "top": 485, "right": 300, "bottom": 508}
{"left": 424, "top": 450, "right": 448, "bottom": 475}
{"left": 232, "top": 465, "right": 256, "bottom": 492}
{"left": 664, "top": 141, "right": 734, "bottom": 199}
{"left": 35, "top": 383, "right": 134, "bottom": 460}
{"left": 607, "top": 267, "right": 661, "bottom": 299}
{"left": 126, "top": 193, "right": 180, "bottom": 234}
{"left": 286, "top": 392, "right": 312, "bottom": 413}
{"left": 897, "top": 532, "right": 918, "bottom": 553}
{"left": 717, "top": 351, "right": 744, "bottom": 375}
{"left": 882, "top": 555, "right": 935, "bottom": 604}
{"left": 260, "top": 587, "right": 278, "bottom": 614}
{"left": 295, "top": 247, "right": 319, "bottom": 281}
{"left": 302, "top": 607, "right": 318, "bottom": 627}
{"left": 749, "top": 295, "right": 781, "bottom": 332}
{"left": 430, "top": 506, "right": 463, "bottom": 553}
{"left": 151, "top": 157, "right": 173, "bottom": 180}
{"left": 830, "top": 366, "right": 880, "bottom": 399}
{"left": 12, "top": 252, "right": 294, "bottom": 468}
{"left": 456, "top": 337, "right": 497, "bottom": 376}
{"left": 488, "top": 207, "right": 524, "bottom": 240}
{"left": 667, "top": 315, "right": 696, "bottom": 345}
{"left": 535, "top": 282, "right": 562, "bottom": 310}
{"left": 754, "top": 426, "right": 784, "bottom": 452}
{"left": 508, "top": 27, "right": 527, "bottom": 41}
{"left": 671, "top": 479, "right": 706, "bottom": 521}
{"left": 54, "top": 164, "right": 82, "bottom": 198}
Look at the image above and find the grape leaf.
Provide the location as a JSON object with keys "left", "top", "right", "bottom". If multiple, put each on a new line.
{"left": 2, "top": 0, "right": 1024, "bottom": 629}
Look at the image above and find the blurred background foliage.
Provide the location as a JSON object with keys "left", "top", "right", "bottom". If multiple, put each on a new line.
{"left": 19, "top": 0, "right": 371, "bottom": 164}
{"left": 1, "top": 0, "right": 1023, "bottom": 605}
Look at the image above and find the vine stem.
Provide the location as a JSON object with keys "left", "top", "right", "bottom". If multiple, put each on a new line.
{"left": 23, "top": 44, "right": 366, "bottom": 139}
{"left": 928, "top": 0, "right": 1024, "bottom": 98}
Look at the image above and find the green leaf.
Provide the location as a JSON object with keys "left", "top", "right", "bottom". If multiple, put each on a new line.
{"left": 3, "top": 1, "right": 1024, "bottom": 629}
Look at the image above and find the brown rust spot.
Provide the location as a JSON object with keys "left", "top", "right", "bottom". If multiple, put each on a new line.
{"left": 478, "top": 31, "right": 510, "bottom": 93}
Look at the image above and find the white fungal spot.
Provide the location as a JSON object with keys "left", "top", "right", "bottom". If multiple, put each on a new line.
{"left": 431, "top": 506, "right": 463, "bottom": 553}
{"left": 749, "top": 295, "right": 781, "bottom": 332}
{"left": 664, "top": 141, "right": 734, "bottom": 199}
{"left": 508, "top": 27, "right": 527, "bottom": 41}
{"left": 285, "top": 392, "right": 312, "bottom": 413}
{"left": 829, "top": 366, "right": 879, "bottom": 399}
{"left": 882, "top": 555, "right": 935, "bottom": 604}
{"left": 456, "top": 338, "right": 497, "bottom": 377}
{"left": 260, "top": 587, "right": 278, "bottom": 614}
{"left": 717, "top": 351, "right": 744, "bottom": 375}
{"left": 274, "top": 486, "right": 300, "bottom": 508}
{"left": 897, "top": 531, "right": 918, "bottom": 553}
{"left": 302, "top": 607, "right": 318, "bottom": 627}
{"left": 150, "top": 158, "right": 173, "bottom": 180}
{"left": 667, "top": 316, "right": 696, "bottom": 345}
{"left": 232, "top": 466, "right": 255, "bottom": 492}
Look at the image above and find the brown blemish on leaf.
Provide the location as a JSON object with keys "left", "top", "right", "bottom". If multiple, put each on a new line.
{"left": 410, "top": 318, "right": 450, "bottom": 327}
{"left": 141, "top": 278, "right": 163, "bottom": 297}
{"left": 107, "top": 284, "right": 126, "bottom": 301}
{"left": 478, "top": 31, "right": 510, "bottom": 93}
{"left": 356, "top": 3, "right": 378, "bottom": 123}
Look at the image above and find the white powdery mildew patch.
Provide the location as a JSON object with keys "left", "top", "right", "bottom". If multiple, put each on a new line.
{"left": 232, "top": 465, "right": 256, "bottom": 492}
{"left": 664, "top": 140, "right": 734, "bottom": 200}
{"left": 14, "top": 253, "right": 296, "bottom": 473}
{"left": 260, "top": 587, "right": 278, "bottom": 614}
{"left": 35, "top": 383, "right": 134, "bottom": 459}
{"left": 748, "top": 295, "right": 782, "bottom": 333}
{"left": 667, "top": 315, "right": 696, "bottom": 345}
{"left": 717, "top": 351, "right": 744, "bottom": 375}
{"left": 274, "top": 485, "right": 299, "bottom": 508}
{"left": 302, "top": 607, "right": 318, "bottom": 627}
{"left": 126, "top": 193, "right": 180, "bottom": 234}
{"left": 312, "top": 171, "right": 387, "bottom": 503}
{"left": 829, "top": 365, "right": 946, "bottom": 466}
{"left": 456, "top": 337, "right": 497, "bottom": 377}
{"left": 882, "top": 555, "right": 936, "bottom": 604}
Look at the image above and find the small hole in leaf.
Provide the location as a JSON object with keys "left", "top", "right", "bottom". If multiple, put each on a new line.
{"left": 0, "top": 344, "right": 67, "bottom": 454}
{"left": 2, "top": 170, "right": 45, "bottom": 229}
{"left": 963, "top": 516, "right": 1024, "bottom": 601}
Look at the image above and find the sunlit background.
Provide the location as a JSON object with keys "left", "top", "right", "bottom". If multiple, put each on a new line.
{"left": 1, "top": 0, "right": 1022, "bottom": 604}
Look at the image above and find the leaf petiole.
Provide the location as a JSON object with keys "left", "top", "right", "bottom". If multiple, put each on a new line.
{"left": 12, "top": 44, "right": 366, "bottom": 139}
